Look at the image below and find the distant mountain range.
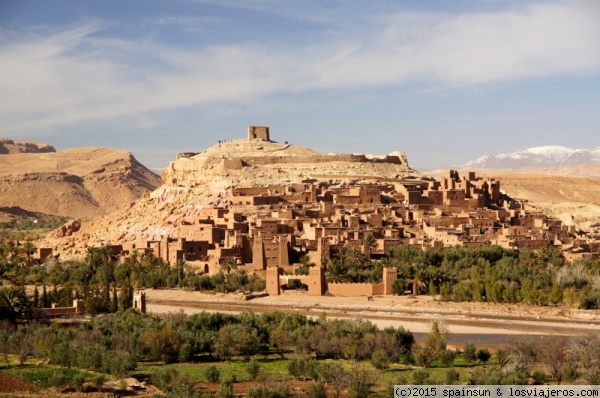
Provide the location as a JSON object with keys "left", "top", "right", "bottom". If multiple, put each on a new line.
{"left": 463, "top": 146, "right": 600, "bottom": 169}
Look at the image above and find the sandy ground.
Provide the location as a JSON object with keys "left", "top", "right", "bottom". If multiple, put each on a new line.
{"left": 144, "top": 289, "right": 600, "bottom": 348}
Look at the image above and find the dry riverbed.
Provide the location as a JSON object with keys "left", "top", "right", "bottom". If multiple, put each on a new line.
{"left": 144, "top": 289, "right": 600, "bottom": 348}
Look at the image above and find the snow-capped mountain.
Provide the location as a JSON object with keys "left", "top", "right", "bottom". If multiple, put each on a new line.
{"left": 463, "top": 146, "right": 600, "bottom": 169}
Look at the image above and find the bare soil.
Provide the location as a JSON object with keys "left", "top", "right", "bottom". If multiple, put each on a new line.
{"left": 0, "top": 373, "right": 40, "bottom": 392}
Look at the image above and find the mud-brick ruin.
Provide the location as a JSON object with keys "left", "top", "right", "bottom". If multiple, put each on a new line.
{"left": 57, "top": 126, "right": 600, "bottom": 296}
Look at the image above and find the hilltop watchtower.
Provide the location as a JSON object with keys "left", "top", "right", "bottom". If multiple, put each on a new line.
{"left": 248, "top": 126, "right": 270, "bottom": 141}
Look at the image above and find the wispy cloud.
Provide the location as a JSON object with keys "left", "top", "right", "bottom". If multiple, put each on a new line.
{"left": 1, "top": 1, "right": 598, "bottom": 135}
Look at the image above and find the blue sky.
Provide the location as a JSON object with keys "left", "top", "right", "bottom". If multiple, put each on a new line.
{"left": 1, "top": 0, "right": 599, "bottom": 170}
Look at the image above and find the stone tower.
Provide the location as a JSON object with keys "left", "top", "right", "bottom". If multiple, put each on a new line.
{"left": 133, "top": 290, "right": 146, "bottom": 313}
{"left": 308, "top": 266, "right": 327, "bottom": 296}
{"left": 266, "top": 266, "right": 281, "bottom": 295}
{"left": 382, "top": 267, "right": 398, "bottom": 295}
{"left": 252, "top": 236, "right": 266, "bottom": 271}
{"left": 248, "top": 126, "right": 270, "bottom": 141}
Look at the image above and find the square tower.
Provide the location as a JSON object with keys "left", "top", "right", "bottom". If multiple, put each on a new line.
{"left": 248, "top": 126, "right": 270, "bottom": 141}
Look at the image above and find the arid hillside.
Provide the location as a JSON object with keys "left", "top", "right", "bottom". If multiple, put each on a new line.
{"left": 0, "top": 145, "right": 162, "bottom": 221}
{"left": 478, "top": 166, "right": 600, "bottom": 231}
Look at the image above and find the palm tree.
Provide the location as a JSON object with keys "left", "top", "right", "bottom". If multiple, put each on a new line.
{"left": 299, "top": 255, "right": 311, "bottom": 267}
{"left": 21, "top": 241, "right": 36, "bottom": 261}
{"left": 325, "top": 259, "right": 348, "bottom": 284}
{"left": 220, "top": 257, "right": 237, "bottom": 281}
{"left": 5, "top": 241, "right": 21, "bottom": 263}
{"left": 0, "top": 286, "right": 27, "bottom": 322}
{"left": 344, "top": 248, "right": 367, "bottom": 268}
{"left": 335, "top": 247, "right": 349, "bottom": 262}
{"left": 363, "top": 234, "right": 378, "bottom": 257}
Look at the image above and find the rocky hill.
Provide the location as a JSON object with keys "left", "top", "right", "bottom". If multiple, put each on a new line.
{"left": 39, "top": 136, "right": 420, "bottom": 256}
{"left": 464, "top": 146, "right": 600, "bottom": 169}
{"left": 478, "top": 168, "right": 600, "bottom": 231}
{"left": 0, "top": 138, "right": 56, "bottom": 154}
{"left": 0, "top": 145, "right": 162, "bottom": 221}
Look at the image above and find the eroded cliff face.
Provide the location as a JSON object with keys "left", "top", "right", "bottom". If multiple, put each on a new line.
{"left": 0, "top": 146, "right": 161, "bottom": 220}
{"left": 40, "top": 139, "right": 421, "bottom": 257}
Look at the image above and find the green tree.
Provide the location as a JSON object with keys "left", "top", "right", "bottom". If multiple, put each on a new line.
{"left": 347, "top": 362, "right": 377, "bottom": 398}
{"left": 392, "top": 279, "right": 407, "bottom": 295}
{"left": 412, "top": 322, "right": 446, "bottom": 368}
{"left": 463, "top": 342, "right": 477, "bottom": 364}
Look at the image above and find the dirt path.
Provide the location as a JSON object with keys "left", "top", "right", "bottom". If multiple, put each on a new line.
{"left": 144, "top": 289, "right": 600, "bottom": 348}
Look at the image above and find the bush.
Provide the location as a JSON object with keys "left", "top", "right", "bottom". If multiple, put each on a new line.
{"left": 151, "top": 367, "right": 201, "bottom": 398}
{"left": 287, "top": 358, "right": 306, "bottom": 380}
{"left": 562, "top": 364, "right": 579, "bottom": 382}
{"left": 477, "top": 348, "right": 491, "bottom": 363}
{"left": 445, "top": 369, "right": 460, "bottom": 385}
{"left": 168, "top": 381, "right": 203, "bottom": 398}
{"left": 152, "top": 367, "right": 180, "bottom": 391}
{"left": 439, "top": 349, "right": 456, "bottom": 367}
{"left": 247, "top": 383, "right": 289, "bottom": 398}
{"left": 49, "top": 370, "right": 73, "bottom": 387}
{"left": 73, "top": 373, "right": 86, "bottom": 392}
{"left": 532, "top": 369, "right": 547, "bottom": 385}
{"left": 93, "top": 374, "right": 106, "bottom": 391}
{"left": 412, "top": 369, "right": 431, "bottom": 385}
{"left": 371, "top": 350, "right": 390, "bottom": 370}
{"left": 205, "top": 365, "right": 220, "bottom": 383}
{"left": 579, "top": 288, "right": 600, "bottom": 309}
{"left": 307, "top": 381, "right": 327, "bottom": 398}
{"left": 217, "top": 381, "right": 234, "bottom": 398}
{"left": 285, "top": 279, "right": 303, "bottom": 290}
{"left": 246, "top": 360, "right": 261, "bottom": 380}
{"left": 105, "top": 350, "right": 136, "bottom": 377}
{"left": 392, "top": 279, "right": 408, "bottom": 295}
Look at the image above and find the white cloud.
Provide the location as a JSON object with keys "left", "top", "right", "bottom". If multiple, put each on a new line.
{"left": 0, "top": 1, "right": 599, "bottom": 135}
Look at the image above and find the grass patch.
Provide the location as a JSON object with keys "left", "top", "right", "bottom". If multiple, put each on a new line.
{"left": 140, "top": 358, "right": 291, "bottom": 383}
{"left": 1, "top": 365, "right": 97, "bottom": 389}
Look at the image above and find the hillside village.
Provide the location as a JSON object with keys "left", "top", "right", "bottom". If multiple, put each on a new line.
{"left": 35, "top": 127, "right": 600, "bottom": 295}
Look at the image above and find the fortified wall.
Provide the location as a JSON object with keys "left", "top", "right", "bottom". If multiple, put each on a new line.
{"left": 266, "top": 266, "right": 398, "bottom": 297}
{"left": 221, "top": 153, "right": 408, "bottom": 168}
